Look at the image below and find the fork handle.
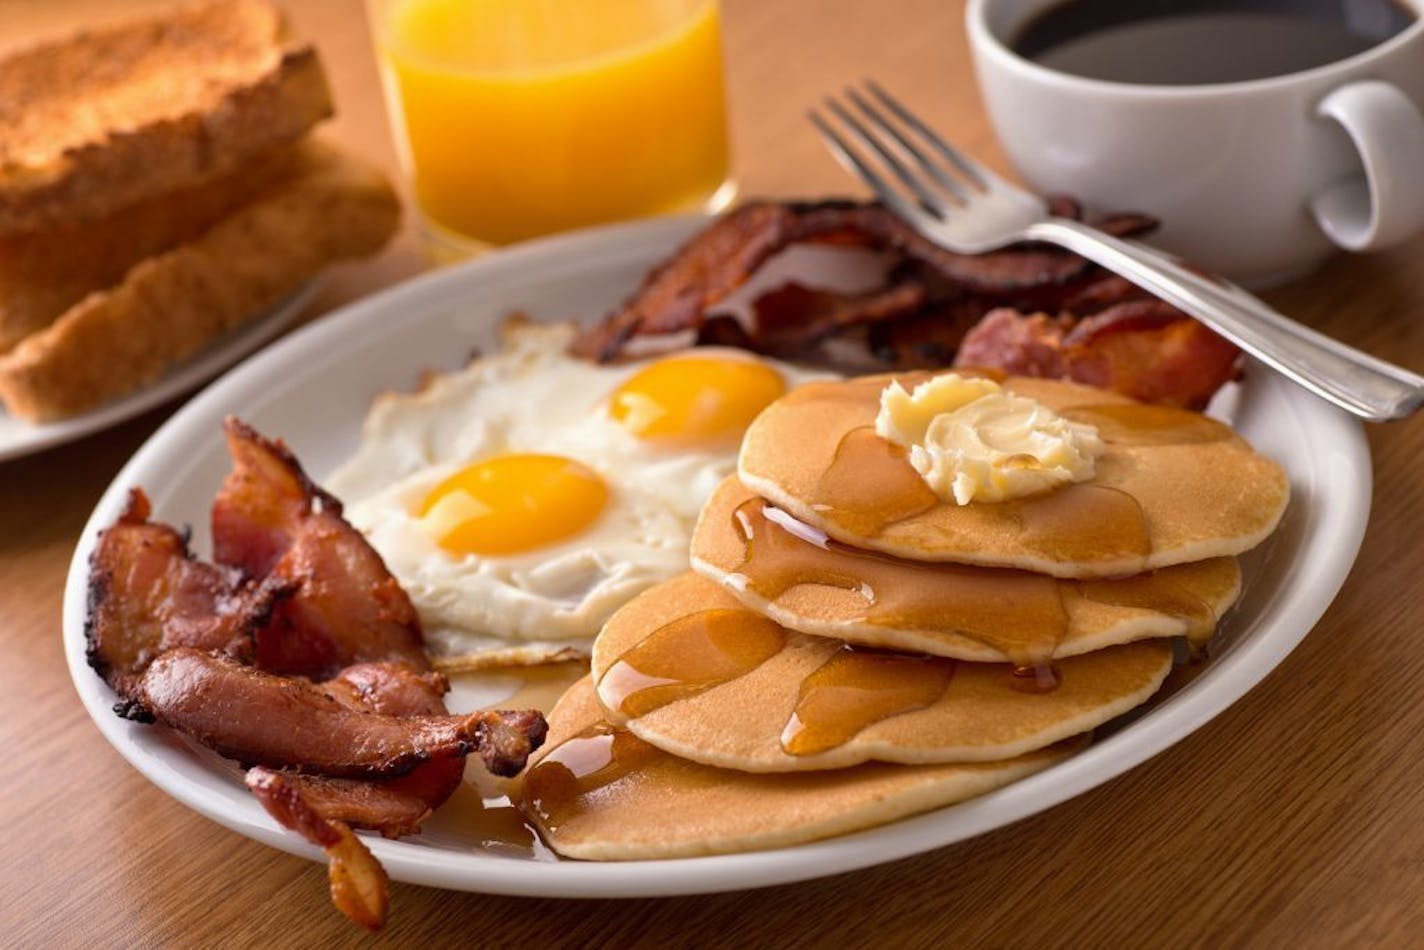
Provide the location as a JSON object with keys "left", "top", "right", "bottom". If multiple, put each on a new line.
{"left": 1024, "top": 218, "right": 1424, "bottom": 422}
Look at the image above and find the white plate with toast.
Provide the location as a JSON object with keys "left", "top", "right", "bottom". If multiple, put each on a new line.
{"left": 0, "top": 283, "right": 315, "bottom": 463}
{"left": 62, "top": 215, "right": 1370, "bottom": 898}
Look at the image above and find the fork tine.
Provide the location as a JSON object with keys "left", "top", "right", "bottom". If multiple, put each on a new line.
{"left": 807, "top": 108, "right": 922, "bottom": 224}
{"left": 824, "top": 96, "right": 948, "bottom": 218}
{"left": 865, "top": 79, "right": 990, "bottom": 190}
{"left": 844, "top": 87, "right": 969, "bottom": 202}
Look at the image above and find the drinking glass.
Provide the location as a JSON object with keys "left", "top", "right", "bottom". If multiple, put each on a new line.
{"left": 368, "top": 0, "right": 735, "bottom": 259}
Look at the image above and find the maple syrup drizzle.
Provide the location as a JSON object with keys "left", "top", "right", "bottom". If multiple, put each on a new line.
{"left": 812, "top": 426, "right": 939, "bottom": 537}
{"left": 780, "top": 645, "right": 956, "bottom": 756}
{"left": 463, "top": 797, "right": 558, "bottom": 861}
{"left": 596, "top": 608, "right": 786, "bottom": 718}
{"left": 808, "top": 422, "right": 1153, "bottom": 564}
{"left": 730, "top": 498, "right": 1069, "bottom": 667}
{"left": 520, "top": 724, "right": 663, "bottom": 834}
{"left": 725, "top": 496, "right": 1219, "bottom": 665}
{"left": 796, "top": 388, "right": 1242, "bottom": 568}
{"left": 1010, "top": 663, "right": 1062, "bottom": 694}
{"left": 1000, "top": 482, "right": 1153, "bottom": 563}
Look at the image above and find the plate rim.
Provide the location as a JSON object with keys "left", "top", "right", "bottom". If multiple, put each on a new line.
{"left": 61, "top": 214, "right": 1372, "bottom": 898}
{"left": 0, "top": 282, "right": 319, "bottom": 463}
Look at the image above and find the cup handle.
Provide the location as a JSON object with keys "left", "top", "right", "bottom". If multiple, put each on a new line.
{"left": 1310, "top": 80, "right": 1424, "bottom": 251}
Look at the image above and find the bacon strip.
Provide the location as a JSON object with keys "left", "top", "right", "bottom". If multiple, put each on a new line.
{"left": 566, "top": 195, "right": 1234, "bottom": 406}
{"left": 247, "top": 769, "right": 434, "bottom": 839}
{"left": 954, "top": 309, "right": 1074, "bottom": 378}
{"left": 866, "top": 299, "right": 994, "bottom": 370}
{"left": 573, "top": 198, "right": 1162, "bottom": 363}
{"left": 86, "top": 417, "right": 550, "bottom": 932}
{"left": 322, "top": 661, "right": 449, "bottom": 716}
{"left": 85, "top": 488, "right": 268, "bottom": 704}
{"left": 956, "top": 302, "right": 1241, "bottom": 409}
{"left": 790, "top": 200, "right": 1097, "bottom": 292}
{"left": 134, "top": 648, "right": 544, "bottom": 778}
{"left": 133, "top": 648, "right": 511, "bottom": 776}
{"left": 1060, "top": 301, "right": 1243, "bottom": 409}
{"left": 244, "top": 662, "right": 466, "bottom": 838}
{"left": 723, "top": 279, "right": 930, "bottom": 356}
{"left": 245, "top": 770, "right": 390, "bottom": 933}
{"left": 580, "top": 201, "right": 803, "bottom": 357}
{"left": 212, "top": 418, "right": 427, "bottom": 679}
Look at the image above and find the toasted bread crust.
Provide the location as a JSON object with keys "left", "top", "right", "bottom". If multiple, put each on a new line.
{"left": 0, "top": 141, "right": 399, "bottom": 422}
{"left": 0, "top": 0, "right": 332, "bottom": 234}
{"left": 0, "top": 147, "right": 300, "bottom": 353}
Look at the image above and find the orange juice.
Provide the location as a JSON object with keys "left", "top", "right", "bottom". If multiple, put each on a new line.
{"left": 373, "top": 0, "right": 732, "bottom": 249}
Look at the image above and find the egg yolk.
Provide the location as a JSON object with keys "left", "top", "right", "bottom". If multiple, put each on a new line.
{"left": 608, "top": 354, "right": 786, "bottom": 443}
{"left": 418, "top": 454, "right": 608, "bottom": 556}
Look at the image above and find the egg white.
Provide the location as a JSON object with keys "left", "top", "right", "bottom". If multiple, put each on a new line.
{"left": 325, "top": 319, "right": 833, "bottom": 662}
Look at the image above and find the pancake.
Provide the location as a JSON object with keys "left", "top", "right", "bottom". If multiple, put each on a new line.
{"left": 738, "top": 373, "right": 1289, "bottom": 578}
{"left": 520, "top": 676, "right": 1079, "bottom": 860}
{"left": 589, "top": 574, "right": 1172, "bottom": 772}
{"left": 691, "top": 476, "right": 1241, "bottom": 663}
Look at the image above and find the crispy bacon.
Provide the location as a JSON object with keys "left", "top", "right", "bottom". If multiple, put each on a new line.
{"left": 210, "top": 417, "right": 327, "bottom": 578}
{"left": 132, "top": 648, "right": 539, "bottom": 777}
{"left": 322, "top": 661, "right": 448, "bottom": 716}
{"left": 956, "top": 302, "right": 1241, "bottom": 409}
{"left": 567, "top": 197, "right": 1247, "bottom": 407}
{"left": 581, "top": 201, "right": 802, "bottom": 357}
{"left": 736, "top": 279, "right": 928, "bottom": 355}
{"left": 86, "top": 417, "right": 549, "bottom": 931}
{"left": 789, "top": 200, "right": 1099, "bottom": 292}
{"left": 954, "top": 309, "right": 1075, "bottom": 378}
{"left": 572, "top": 199, "right": 1157, "bottom": 362}
{"left": 85, "top": 489, "right": 270, "bottom": 704}
{"left": 247, "top": 769, "right": 436, "bottom": 839}
{"left": 1059, "top": 301, "right": 1243, "bottom": 408}
{"left": 245, "top": 769, "right": 391, "bottom": 932}
{"left": 573, "top": 198, "right": 1163, "bottom": 364}
{"left": 212, "top": 418, "right": 427, "bottom": 680}
{"left": 245, "top": 662, "right": 462, "bottom": 836}
{"left": 866, "top": 299, "right": 994, "bottom": 370}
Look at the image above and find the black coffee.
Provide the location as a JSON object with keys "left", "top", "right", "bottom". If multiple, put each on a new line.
{"left": 1012, "top": 0, "right": 1416, "bottom": 85}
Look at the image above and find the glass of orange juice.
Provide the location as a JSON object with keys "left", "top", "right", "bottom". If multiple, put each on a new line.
{"left": 368, "top": 0, "right": 734, "bottom": 258}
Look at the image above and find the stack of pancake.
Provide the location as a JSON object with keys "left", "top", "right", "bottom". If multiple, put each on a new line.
{"left": 521, "top": 373, "right": 1289, "bottom": 860}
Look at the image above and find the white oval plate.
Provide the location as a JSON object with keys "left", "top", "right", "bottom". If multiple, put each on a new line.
{"left": 0, "top": 283, "right": 316, "bottom": 463}
{"left": 62, "top": 216, "right": 1371, "bottom": 898}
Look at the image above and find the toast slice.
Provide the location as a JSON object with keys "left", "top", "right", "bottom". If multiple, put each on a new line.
{"left": 0, "top": 0, "right": 332, "bottom": 235}
{"left": 0, "top": 140, "right": 399, "bottom": 422}
{"left": 0, "top": 147, "right": 299, "bottom": 353}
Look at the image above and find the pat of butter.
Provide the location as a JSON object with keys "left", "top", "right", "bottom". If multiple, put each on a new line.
{"left": 874, "top": 374, "right": 1103, "bottom": 505}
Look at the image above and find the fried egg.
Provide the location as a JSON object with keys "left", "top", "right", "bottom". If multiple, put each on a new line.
{"left": 325, "top": 319, "right": 832, "bottom": 665}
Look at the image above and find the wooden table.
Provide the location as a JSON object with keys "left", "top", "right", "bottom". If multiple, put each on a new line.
{"left": 4, "top": 1, "right": 1423, "bottom": 945}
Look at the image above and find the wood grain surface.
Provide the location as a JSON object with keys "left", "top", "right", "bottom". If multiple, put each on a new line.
{"left": 3, "top": 1, "right": 1423, "bottom": 946}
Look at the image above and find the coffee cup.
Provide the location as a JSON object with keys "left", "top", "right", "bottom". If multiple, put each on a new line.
{"left": 966, "top": 0, "right": 1424, "bottom": 285}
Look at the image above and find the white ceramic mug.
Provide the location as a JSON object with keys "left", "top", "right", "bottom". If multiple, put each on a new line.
{"left": 966, "top": 0, "right": 1424, "bottom": 285}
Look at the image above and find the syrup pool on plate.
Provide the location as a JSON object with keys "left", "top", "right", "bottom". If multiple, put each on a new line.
{"left": 370, "top": 0, "right": 734, "bottom": 255}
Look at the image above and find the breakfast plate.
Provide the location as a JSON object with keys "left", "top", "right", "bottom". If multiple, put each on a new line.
{"left": 0, "top": 283, "right": 316, "bottom": 463}
{"left": 62, "top": 215, "right": 1370, "bottom": 898}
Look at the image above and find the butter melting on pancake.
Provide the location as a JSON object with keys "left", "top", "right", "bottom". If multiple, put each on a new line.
{"left": 738, "top": 373, "right": 1289, "bottom": 578}
{"left": 691, "top": 477, "right": 1241, "bottom": 664}
{"left": 589, "top": 574, "right": 1172, "bottom": 773}
{"left": 521, "top": 676, "right": 1078, "bottom": 861}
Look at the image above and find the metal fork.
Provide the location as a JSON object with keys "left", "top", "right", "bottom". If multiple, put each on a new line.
{"left": 809, "top": 80, "right": 1424, "bottom": 422}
